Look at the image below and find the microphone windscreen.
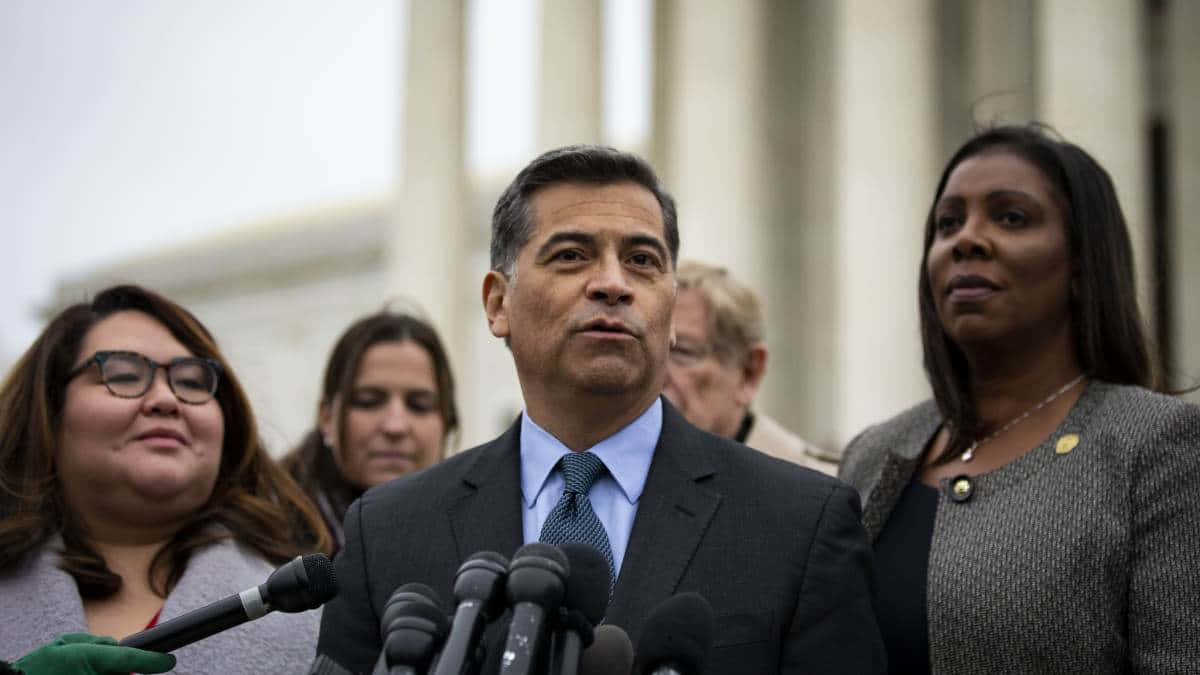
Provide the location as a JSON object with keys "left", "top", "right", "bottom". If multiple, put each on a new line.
{"left": 387, "top": 600, "right": 450, "bottom": 631}
{"left": 581, "top": 625, "right": 634, "bottom": 675}
{"left": 466, "top": 550, "right": 509, "bottom": 568}
{"left": 382, "top": 582, "right": 445, "bottom": 634}
{"left": 453, "top": 550, "right": 509, "bottom": 615}
{"left": 507, "top": 542, "right": 569, "bottom": 606}
{"left": 393, "top": 582, "right": 444, "bottom": 608}
{"left": 558, "top": 543, "right": 611, "bottom": 627}
{"left": 512, "top": 541, "right": 569, "bottom": 567}
{"left": 301, "top": 553, "right": 339, "bottom": 601}
{"left": 383, "top": 600, "right": 451, "bottom": 668}
{"left": 266, "top": 553, "right": 339, "bottom": 612}
{"left": 634, "top": 592, "right": 714, "bottom": 675}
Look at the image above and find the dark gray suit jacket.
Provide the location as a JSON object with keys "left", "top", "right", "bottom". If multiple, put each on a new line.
{"left": 315, "top": 400, "right": 884, "bottom": 674}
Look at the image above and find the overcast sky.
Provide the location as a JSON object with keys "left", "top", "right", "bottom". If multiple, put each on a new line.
{"left": 0, "top": 0, "right": 400, "bottom": 362}
{"left": 0, "top": 0, "right": 648, "bottom": 367}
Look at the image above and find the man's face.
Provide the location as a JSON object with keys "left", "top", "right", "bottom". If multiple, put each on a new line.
{"left": 484, "top": 181, "right": 676, "bottom": 403}
{"left": 663, "top": 288, "right": 755, "bottom": 438}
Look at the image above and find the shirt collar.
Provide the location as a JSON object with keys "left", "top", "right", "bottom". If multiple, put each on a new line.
{"left": 520, "top": 397, "right": 663, "bottom": 509}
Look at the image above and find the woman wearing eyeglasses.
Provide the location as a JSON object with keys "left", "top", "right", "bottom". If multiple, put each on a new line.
{"left": 0, "top": 285, "right": 331, "bottom": 675}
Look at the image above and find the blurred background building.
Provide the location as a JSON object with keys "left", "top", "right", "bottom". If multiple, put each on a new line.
{"left": 6, "top": 0, "right": 1199, "bottom": 456}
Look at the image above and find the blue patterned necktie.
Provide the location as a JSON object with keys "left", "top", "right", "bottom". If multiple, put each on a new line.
{"left": 538, "top": 451, "right": 617, "bottom": 600}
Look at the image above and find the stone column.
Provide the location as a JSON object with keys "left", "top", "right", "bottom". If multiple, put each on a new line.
{"left": 388, "top": 0, "right": 468, "bottom": 377}
{"left": 966, "top": 0, "right": 1036, "bottom": 127}
{"left": 1169, "top": 0, "right": 1200, "bottom": 402}
{"left": 1036, "top": 0, "right": 1152, "bottom": 319}
{"left": 758, "top": 0, "right": 842, "bottom": 451}
{"left": 539, "top": 0, "right": 603, "bottom": 150}
{"left": 834, "top": 0, "right": 937, "bottom": 443}
{"left": 388, "top": 1, "right": 481, "bottom": 446}
{"left": 651, "top": 0, "right": 770, "bottom": 297}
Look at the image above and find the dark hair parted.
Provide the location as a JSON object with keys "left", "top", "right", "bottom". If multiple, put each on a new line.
{"left": 280, "top": 310, "right": 458, "bottom": 548}
{"left": 919, "top": 124, "right": 1156, "bottom": 463}
{"left": 490, "top": 144, "right": 679, "bottom": 275}
{"left": 0, "top": 284, "right": 331, "bottom": 598}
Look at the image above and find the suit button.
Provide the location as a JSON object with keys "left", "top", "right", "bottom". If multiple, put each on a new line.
{"left": 948, "top": 475, "right": 973, "bottom": 503}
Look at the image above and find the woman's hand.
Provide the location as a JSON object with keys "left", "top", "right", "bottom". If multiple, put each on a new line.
{"left": 13, "top": 633, "right": 175, "bottom": 674}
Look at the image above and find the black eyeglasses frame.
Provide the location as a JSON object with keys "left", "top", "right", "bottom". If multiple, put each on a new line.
{"left": 65, "top": 349, "right": 223, "bottom": 405}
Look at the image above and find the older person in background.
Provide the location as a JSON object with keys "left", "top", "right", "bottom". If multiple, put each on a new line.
{"left": 282, "top": 309, "right": 459, "bottom": 552}
{"left": 664, "top": 260, "right": 837, "bottom": 475}
{"left": 839, "top": 125, "right": 1200, "bottom": 673}
{"left": 0, "top": 284, "right": 330, "bottom": 675}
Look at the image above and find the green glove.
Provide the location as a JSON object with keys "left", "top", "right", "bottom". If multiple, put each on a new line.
{"left": 14, "top": 633, "right": 175, "bottom": 674}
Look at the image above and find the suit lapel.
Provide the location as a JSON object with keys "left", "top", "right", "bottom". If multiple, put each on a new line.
{"left": 860, "top": 452, "right": 922, "bottom": 542}
{"left": 860, "top": 410, "right": 941, "bottom": 542}
{"left": 607, "top": 401, "right": 721, "bottom": 635}
{"left": 447, "top": 418, "right": 526, "bottom": 561}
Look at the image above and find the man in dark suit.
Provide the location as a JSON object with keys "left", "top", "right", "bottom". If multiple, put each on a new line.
{"left": 314, "top": 146, "right": 885, "bottom": 674}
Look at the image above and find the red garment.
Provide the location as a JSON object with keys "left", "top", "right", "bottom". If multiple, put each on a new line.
{"left": 131, "top": 609, "right": 164, "bottom": 675}
{"left": 144, "top": 607, "right": 163, "bottom": 629}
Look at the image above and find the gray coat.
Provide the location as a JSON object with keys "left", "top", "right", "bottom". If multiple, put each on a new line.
{"left": 840, "top": 381, "right": 1200, "bottom": 674}
{"left": 0, "top": 536, "right": 320, "bottom": 674}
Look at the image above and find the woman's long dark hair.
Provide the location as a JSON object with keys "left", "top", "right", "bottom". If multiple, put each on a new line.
{"left": 0, "top": 285, "right": 331, "bottom": 598}
{"left": 918, "top": 125, "right": 1156, "bottom": 463}
{"left": 281, "top": 310, "right": 458, "bottom": 549}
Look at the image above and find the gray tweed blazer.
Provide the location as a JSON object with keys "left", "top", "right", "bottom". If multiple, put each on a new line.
{"left": 839, "top": 381, "right": 1200, "bottom": 674}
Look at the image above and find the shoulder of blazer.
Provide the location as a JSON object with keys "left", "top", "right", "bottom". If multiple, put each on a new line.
{"left": 840, "top": 400, "right": 940, "bottom": 487}
{"left": 659, "top": 397, "right": 844, "bottom": 505}
{"left": 837, "top": 400, "right": 940, "bottom": 541}
{"left": 1086, "top": 381, "right": 1200, "bottom": 427}
{"left": 1073, "top": 381, "right": 1200, "bottom": 468}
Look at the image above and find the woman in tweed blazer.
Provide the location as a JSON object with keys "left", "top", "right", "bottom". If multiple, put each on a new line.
{"left": 839, "top": 126, "right": 1200, "bottom": 674}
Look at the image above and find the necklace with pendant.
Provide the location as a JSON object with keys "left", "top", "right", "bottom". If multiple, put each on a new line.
{"left": 960, "top": 373, "right": 1086, "bottom": 463}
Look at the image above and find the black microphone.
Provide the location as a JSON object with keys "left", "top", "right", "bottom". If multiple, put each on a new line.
{"left": 432, "top": 551, "right": 510, "bottom": 675}
{"left": 633, "top": 593, "right": 714, "bottom": 675}
{"left": 383, "top": 602, "right": 451, "bottom": 675}
{"left": 550, "top": 543, "right": 611, "bottom": 675}
{"left": 580, "top": 625, "right": 634, "bottom": 675}
{"left": 372, "top": 583, "right": 450, "bottom": 675}
{"left": 119, "top": 553, "right": 336, "bottom": 653}
{"left": 498, "top": 542, "right": 569, "bottom": 675}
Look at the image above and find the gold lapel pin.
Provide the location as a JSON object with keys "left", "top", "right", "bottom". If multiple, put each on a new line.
{"left": 1055, "top": 433, "right": 1080, "bottom": 455}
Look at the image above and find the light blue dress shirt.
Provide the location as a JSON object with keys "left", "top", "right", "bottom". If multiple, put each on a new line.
{"left": 519, "top": 398, "right": 662, "bottom": 579}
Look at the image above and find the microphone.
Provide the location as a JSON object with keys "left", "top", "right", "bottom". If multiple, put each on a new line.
{"left": 432, "top": 551, "right": 510, "bottom": 675}
{"left": 498, "top": 542, "right": 569, "bottom": 675}
{"left": 633, "top": 593, "right": 714, "bottom": 675}
{"left": 119, "top": 553, "right": 336, "bottom": 653}
{"left": 550, "top": 543, "right": 611, "bottom": 675}
{"left": 373, "top": 583, "right": 450, "bottom": 675}
{"left": 580, "top": 625, "right": 634, "bottom": 675}
{"left": 383, "top": 602, "right": 451, "bottom": 675}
